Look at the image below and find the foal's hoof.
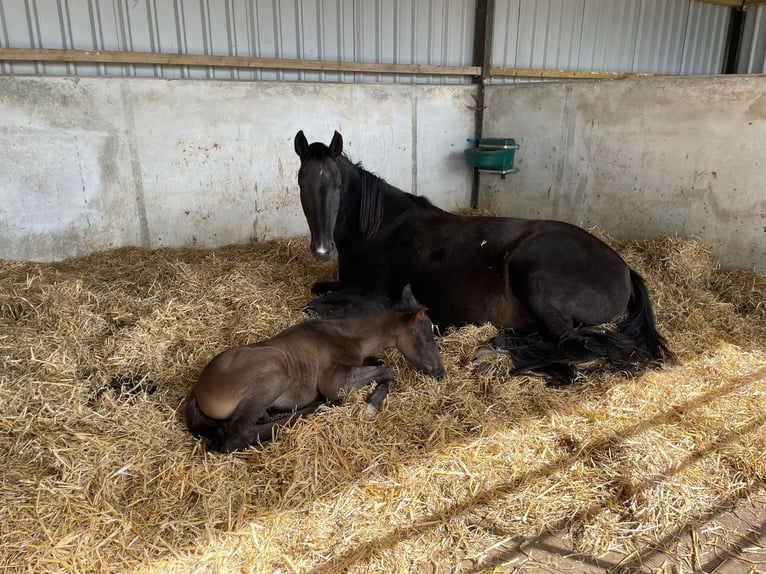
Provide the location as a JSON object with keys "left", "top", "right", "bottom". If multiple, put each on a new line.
{"left": 364, "top": 403, "right": 380, "bottom": 417}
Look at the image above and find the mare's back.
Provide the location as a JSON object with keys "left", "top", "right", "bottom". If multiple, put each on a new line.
{"left": 408, "top": 211, "right": 616, "bottom": 259}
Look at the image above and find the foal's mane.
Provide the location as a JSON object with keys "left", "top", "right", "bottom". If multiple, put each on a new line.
{"left": 353, "top": 160, "right": 434, "bottom": 239}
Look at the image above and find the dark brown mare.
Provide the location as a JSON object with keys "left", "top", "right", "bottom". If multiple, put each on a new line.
{"left": 293, "top": 130, "right": 674, "bottom": 380}
{"left": 185, "top": 285, "right": 444, "bottom": 453}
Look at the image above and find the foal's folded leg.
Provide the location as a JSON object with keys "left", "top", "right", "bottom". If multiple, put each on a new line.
{"left": 318, "top": 364, "right": 395, "bottom": 417}
{"left": 343, "top": 364, "right": 395, "bottom": 416}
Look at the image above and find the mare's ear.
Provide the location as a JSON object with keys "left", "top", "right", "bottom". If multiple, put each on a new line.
{"left": 409, "top": 307, "right": 426, "bottom": 324}
{"left": 329, "top": 130, "right": 343, "bottom": 158}
{"left": 294, "top": 130, "right": 309, "bottom": 158}
{"left": 401, "top": 283, "right": 418, "bottom": 309}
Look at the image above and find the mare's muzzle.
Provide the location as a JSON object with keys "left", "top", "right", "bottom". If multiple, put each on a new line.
{"left": 311, "top": 239, "right": 336, "bottom": 262}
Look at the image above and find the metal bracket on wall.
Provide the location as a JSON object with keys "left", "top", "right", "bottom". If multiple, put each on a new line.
{"left": 477, "top": 167, "right": 519, "bottom": 180}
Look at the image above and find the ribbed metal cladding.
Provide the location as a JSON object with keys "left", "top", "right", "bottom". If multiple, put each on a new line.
{"left": 740, "top": 4, "right": 766, "bottom": 74}
{"left": 491, "top": 0, "right": 731, "bottom": 83}
{"left": 0, "top": 0, "right": 477, "bottom": 83}
{"left": 681, "top": 1, "right": 729, "bottom": 74}
{"left": 0, "top": 0, "right": 753, "bottom": 82}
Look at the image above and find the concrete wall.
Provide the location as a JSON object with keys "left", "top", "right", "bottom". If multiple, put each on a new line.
{"left": 0, "top": 76, "right": 477, "bottom": 262}
{"left": 4, "top": 74, "right": 764, "bottom": 272}
{"left": 480, "top": 75, "right": 766, "bottom": 273}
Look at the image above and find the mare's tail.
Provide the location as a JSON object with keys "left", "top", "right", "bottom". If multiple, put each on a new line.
{"left": 614, "top": 268, "right": 675, "bottom": 365}
{"left": 558, "top": 268, "right": 674, "bottom": 368}
{"left": 495, "top": 269, "right": 675, "bottom": 378}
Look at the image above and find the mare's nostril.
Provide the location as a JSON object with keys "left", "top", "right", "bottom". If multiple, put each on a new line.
{"left": 312, "top": 245, "right": 335, "bottom": 262}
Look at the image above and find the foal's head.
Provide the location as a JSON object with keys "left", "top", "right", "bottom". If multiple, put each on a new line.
{"left": 394, "top": 285, "right": 445, "bottom": 379}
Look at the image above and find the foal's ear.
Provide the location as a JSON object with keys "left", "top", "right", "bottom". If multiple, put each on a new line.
{"left": 329, "top": 130, "right": 343, "bottom": 158}
{"left": 294, "top": 130, "right": 309, "bottom": 158}
{"left": 409, "top": 307, "right": 426, "bottom": 324}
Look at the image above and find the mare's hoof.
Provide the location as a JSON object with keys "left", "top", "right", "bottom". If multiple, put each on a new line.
{"left": 541, "top": 364, "right": 579, "bottom": 387}
{"left": 475, "top": 344, "right": 502, "bottom": 361}
{"left": 311, "top": 281, "right": 340, "bottom": 295}
{"left": 472, "top": 344, "right": 505, "bottom": 374}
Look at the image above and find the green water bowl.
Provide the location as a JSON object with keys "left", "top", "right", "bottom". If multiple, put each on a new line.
{"left": 464, "top": 138, "right": 519, "bottom": 174}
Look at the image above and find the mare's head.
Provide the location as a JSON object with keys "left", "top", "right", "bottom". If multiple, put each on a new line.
{"left": 294, "top": 130, "right": 343, "bottom": 262}
{"left": 394, "top": 285, "right": 445, "bottom": 380}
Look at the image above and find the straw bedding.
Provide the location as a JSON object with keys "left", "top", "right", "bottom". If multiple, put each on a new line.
{"left": 1, "top": 231, "right": 764, "bottom": 573}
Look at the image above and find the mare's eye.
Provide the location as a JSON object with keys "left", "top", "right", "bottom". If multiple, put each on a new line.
{"left": 431, "top": 323, "right": 441, "bottom": 337}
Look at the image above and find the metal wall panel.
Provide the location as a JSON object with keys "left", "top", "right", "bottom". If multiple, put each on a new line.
{"left": 0, "top": 0, "right": 753, "bottom": 82}
{"left": 516, "top": 0, "right": 585, "bottom": 71}
{"left": 0, "top": 0, "right": 476, "bottom": 83}
{"left": 491, "top": 0, "right": 732, "bottom": 83}
{"left": 632, "top": 0, "right": 690, "bottom": 74}
{"left": 740, "top": 4, "right": 766, "bottom": 74}
{"left": 579, "top": 0, "right": 641, "bottom": 73}
{"left": 681, "top": 1, "right": 729, "bottom": 75}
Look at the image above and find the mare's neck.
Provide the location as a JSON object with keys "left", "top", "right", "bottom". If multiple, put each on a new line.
{"left": 336, "top": 155, "right": 424, "bottom": 241}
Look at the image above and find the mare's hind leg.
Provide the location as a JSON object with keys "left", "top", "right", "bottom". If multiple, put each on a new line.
{"left": 476, "top": 335, "right": 577, "bottom": 385}
{"left": 486, "top": 266, "right": 582, "bottom": 381}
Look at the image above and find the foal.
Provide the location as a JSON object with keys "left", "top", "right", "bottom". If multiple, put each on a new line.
{"left": 185, "top": 285, "right": 444, "bottom": 453}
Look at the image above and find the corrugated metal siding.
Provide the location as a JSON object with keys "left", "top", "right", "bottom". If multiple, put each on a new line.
{"left": 579, "top": 0, "right": 642, "bottom": 73}
{"left": 514, "top": 0, "right": 586, "bottom": 71}
{"left": 0, "top": 0, "right": 754, "bottom": 82}
{"left": 491, "top": 0, "right": 731, "bottom": 83}
{"left": 680, "top": 1, "right": 729, "bottom": 75}
{"left": 740, "top": 4, "right": 766, "bottom": 74}
{"left": 0, "top": 0, "right": 476, "bottom": 83}
{"left": 632, "top": 0, "right": 690, "bottom": 74}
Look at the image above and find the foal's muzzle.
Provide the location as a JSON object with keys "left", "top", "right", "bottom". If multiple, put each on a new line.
{"left": 426, "top": 363, "right": 445, "bottom": 381}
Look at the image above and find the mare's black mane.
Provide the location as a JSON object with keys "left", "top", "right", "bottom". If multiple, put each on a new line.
{"left": 351, "top": 159, "right": 436, "bottom": 239}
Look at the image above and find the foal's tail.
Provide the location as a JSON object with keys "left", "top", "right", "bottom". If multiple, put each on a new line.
{"left": 496, "top": 269, "right": 675, "bottom": 378}
{"left": 184, "top": 395, "right": 222, "bottom": 440}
